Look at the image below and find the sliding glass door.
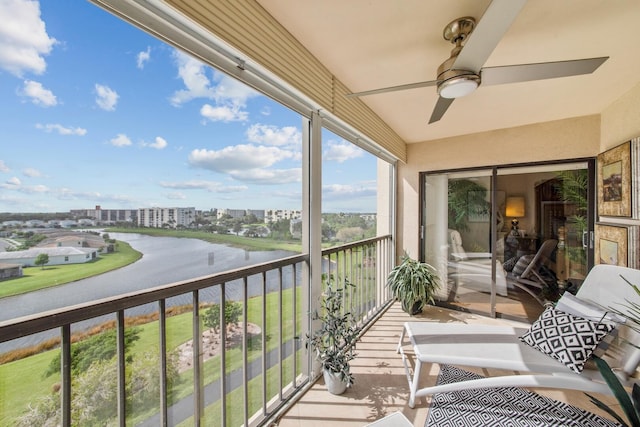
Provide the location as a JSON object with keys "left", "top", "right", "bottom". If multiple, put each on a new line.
{"left": 423, "top": 169, "right": 498, "bottom": 316}
{"left": 421, "top": 160, "right": 594, "bottom": 322}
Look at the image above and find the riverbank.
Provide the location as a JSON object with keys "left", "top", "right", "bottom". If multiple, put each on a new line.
{"left": 106, "top": 226, "right": 303, "bottom": 252}
{"left": 0, "top": 240, "right": 141, "bottom": 298}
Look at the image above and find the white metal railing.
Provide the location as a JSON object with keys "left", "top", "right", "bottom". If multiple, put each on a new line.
{"left": 0, "top": 235, "right": 393, "bottom": 427}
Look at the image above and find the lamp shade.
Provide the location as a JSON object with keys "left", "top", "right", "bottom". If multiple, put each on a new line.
{"left": 505, "top": 196, "right": 525, "bottom": 217}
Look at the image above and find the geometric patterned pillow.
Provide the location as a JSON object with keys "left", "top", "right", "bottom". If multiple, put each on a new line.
{"left": 519, "top": 306, "right": 615, "bottom": 373}
{"left": 555, "top": 292, "right": 624, "bottom": 357}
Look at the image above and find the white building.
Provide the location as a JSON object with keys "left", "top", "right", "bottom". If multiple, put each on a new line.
{"left": 0, "top": 247, "right": 98, "bottom": 267}
{"left": 137, "top": 207, "right": 196, "bottom": 228}
{"left": 264, "top": 209, "right": 301, "bottom": 223}
{"left": 216, "top": 208, "right": 246, "bottom": 220}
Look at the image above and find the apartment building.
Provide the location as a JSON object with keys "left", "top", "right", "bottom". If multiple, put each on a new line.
{"left": 137, "top": 207, "right": 196, "bottom": 229}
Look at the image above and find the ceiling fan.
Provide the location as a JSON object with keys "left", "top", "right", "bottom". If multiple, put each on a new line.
{"left": 346, "top": 0, "right": 608, "bottom": 124}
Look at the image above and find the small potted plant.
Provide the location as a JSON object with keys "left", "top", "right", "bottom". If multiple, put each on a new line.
{"left": 306, "top": 275, "right": 359, "bottom": 395}
{"left": 387, "top": 253, "right": 440, "bottom": 315}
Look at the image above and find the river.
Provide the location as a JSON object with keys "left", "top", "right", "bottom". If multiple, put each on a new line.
{"left": 0, "top": 233, "right": 298, "bottom": 352}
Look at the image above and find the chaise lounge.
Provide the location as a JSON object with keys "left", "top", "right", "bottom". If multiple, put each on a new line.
{"left": 397, "top": 264, "right": 640, "bottom": 408}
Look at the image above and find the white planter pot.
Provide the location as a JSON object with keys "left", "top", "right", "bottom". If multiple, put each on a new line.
{"left": 323, "top": 369, "right": 348, "bottom": 395}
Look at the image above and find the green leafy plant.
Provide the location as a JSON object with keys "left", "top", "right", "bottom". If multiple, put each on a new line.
{"left": 306, "top": 275, "right": 359, "bottom": 387}
{"left": 387, "top": 254, "right": 440, "bottom": 315}
{"left": 202, "top": 301, "right": 242, "bottom": 332}
{"left": 448, "top": 179, "right": 488, "bottom": 232}
{"left": 586, "top": 275, "right": 640, "bottom": 427}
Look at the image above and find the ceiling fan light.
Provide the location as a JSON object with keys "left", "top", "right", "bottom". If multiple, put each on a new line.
{"left": 438, "top": 76, "right": 479, "bottom": 98}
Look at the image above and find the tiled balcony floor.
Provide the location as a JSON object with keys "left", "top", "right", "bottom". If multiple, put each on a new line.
{"left": 276, "top": 303, "right": 622, "bottom": 427}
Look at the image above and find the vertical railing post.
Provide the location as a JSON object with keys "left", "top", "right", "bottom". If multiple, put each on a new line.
{"left": 159, "top": 299, "right": 168, "bottom": 427}
{"left": 61, "top": 324, "right": 71, "bottom": 427}
{"left": 193, "top": 291, "right": 203, "bottom": 427}
{"left": 219, "top": 284, "right": 226, "bottom": 426}
{"left": 117, "top": 310, "right": 126, "bottom": 427}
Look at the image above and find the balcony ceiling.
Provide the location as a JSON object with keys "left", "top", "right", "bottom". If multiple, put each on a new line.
{"left": 256, "top": 0, "right": 640, "bottom": 144}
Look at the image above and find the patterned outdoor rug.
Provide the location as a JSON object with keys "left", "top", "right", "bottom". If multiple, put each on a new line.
{"left": 424, "top": 365, "right": 622, "bottom": 427}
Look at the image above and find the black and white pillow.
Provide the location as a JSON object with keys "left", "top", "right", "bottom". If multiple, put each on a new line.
{"left": 520, "top": 306, "right": 614, "bottom": 373}
{"left": 555, "top": 292, "right": 624, "bottom": 357}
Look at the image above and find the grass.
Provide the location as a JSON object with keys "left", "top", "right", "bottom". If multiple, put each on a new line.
{"left": 106, "top": 227, "right": 303, "bottom": 253}
{"left": 0, "top": 287, "right": 302, "bottom": 427}
{"left": 0, "top": 241, "right": 141, "bottom": 298}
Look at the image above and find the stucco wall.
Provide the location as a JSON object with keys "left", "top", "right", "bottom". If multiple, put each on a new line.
{"left": 601, "top": 81, "right": 640, "bottom": 151}
{"left": 397, "top": 115, "right": 601, "bottom": 258}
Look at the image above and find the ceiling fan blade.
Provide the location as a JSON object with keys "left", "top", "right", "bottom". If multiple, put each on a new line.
{"left": 346, "top": 79, "right": 437, "bottom": 97}
{"left": 429, "top": 97, "right": 455, "bottom": 124}
{"left": 453, "top": 0, "right": 527, "bottom": 72}
{"left": 481, "top": 57, "right": 608, "bottom": 86}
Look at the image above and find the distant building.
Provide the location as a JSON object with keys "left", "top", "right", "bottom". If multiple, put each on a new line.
{"left": 70, "top": 205, "right": 137, "bottom": 224}
{"left": 138, "top": 207, "right": 196, "bottom": 228}
{"left": 0, "top": 263, "right": 22, "bottom": 280}
{"left": 217, "top": 208, "right": 246, "bottom": 220}
{"left": 2, "top": 221, "right": 24, "bottom": 228}
{"left": 264, "top": 209, "right": 301, "bottom": 223}
{"left": 0, "top": 247, "right": 97, "bottom": 267}
{"left": 38, "top": 233, "right": 105, "bottom": 249}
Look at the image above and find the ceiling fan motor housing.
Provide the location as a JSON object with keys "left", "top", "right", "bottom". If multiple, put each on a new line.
{"left": 436, "top": 48, "right": 481, "bottom": 98}
{"left": 437, "top": 17, "right": 481, "bottom": 98}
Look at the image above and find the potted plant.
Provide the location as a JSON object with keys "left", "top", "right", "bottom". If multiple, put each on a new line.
{"left": 306, "top": 275, "right": 359, "bottom": 395}
{"left": 387, "top": 254, "right": 440, "bottom": 315}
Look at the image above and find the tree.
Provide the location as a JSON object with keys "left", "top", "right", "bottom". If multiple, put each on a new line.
{"left": 203, "top": 302, "right": 242, "bottom": 332}
{"left": 34, "top": 253, "right": 49, "bottom": 270}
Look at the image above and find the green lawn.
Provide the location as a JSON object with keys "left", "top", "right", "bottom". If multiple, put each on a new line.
{"left": 0, "top": 287, "right": 302, "bottom": 426}
{"left": 0, "top": 241, "right": 141, "bottom": 298}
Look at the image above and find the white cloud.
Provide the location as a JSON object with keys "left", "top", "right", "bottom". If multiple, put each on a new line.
{"left": 166, "top": 192, "right": 186, "bottom": 200}
{"left": 142, "top": 136, "right": 168, "bottom": 150}
{"left": 228, "top": 168, "right": 301, "bottom": 185}
{"left": 200, "top": 103, "right": 247, "bottom": 122}
{"left": 109, "top": 134, "right": 132, "bottom": 147}
{"left": 1, "top": 176, "right": 48, "bottom": 194}
{"left": 246, "top": 124, "right": 300, "bottom": 147}
{"left": 95, "top": 83, "right": 119, "bottom": 111}
{"left": 36, "top": 123, "right": 87, "bottom": 135}
{"left": 0, "top": 0, "right": 57, "bottom": 77}
{"left": 21, "top": 79, "right": 57, "bottom": 106}
{"left": 23, "top": 167, "right": 41, "bottom": 177}
{"left": 160, "top": 180, "right": 248, "bottom": 193}
{"left": 170, "top": 50, "right": 257, "bottom": 122}
{"left": 323, "top": 141, "right": 364, "bottom": 163}
{"left": 56, "top": 188, "right": 137, "bottom": 205}
{"left": 0, "top": 160, "right": 9, "bottom": 173}
{"left": 323, "top": 183, "right": 376, "bottom": 201}
{"left": 189, "top": 144, "right": 294, "bottom": 173}
{"left": 136, "top": 46, "right": 151, "bottom": 69}
{"left": 6, "top": 176, "right": 21, "bottom": 186}
{"left": 170, "top": 51, "right": 215, "bottom": 105}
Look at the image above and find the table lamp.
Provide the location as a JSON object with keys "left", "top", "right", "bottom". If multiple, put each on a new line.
{"left": 505, "top": 196, "right": 525, "bottom": 236}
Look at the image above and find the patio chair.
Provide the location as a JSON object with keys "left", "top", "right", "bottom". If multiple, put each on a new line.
{"left": 447, "top": 229, "right": 508, "bottom": 296}
{"left": 397, "top": 264, "right": 640, "bottom": 408}
{"left": 507, "top": 239, "right": 558, "bottom": 305}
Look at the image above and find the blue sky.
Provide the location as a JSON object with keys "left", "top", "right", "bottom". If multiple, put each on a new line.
{"left": 0, "top": 0, "right": 377, "bottom": 214}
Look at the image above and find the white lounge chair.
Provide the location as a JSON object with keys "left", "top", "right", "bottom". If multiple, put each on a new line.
{"left": 447, "top": 229, "right": 509, "bottom": 297}
{"left": 397, "top": 264, "right": 640, "bottom": 408}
